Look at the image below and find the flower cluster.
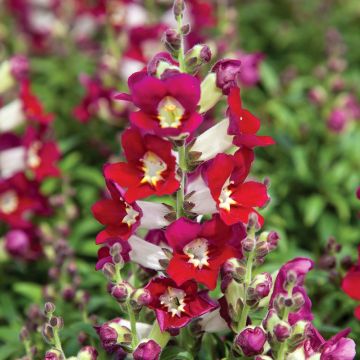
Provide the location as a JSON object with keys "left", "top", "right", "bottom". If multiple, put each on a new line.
{"left": 0, "top": 56, "right": 61, "bottom": 260}
{"left": 90, "top": 1, "right": 356, "bottom": 359}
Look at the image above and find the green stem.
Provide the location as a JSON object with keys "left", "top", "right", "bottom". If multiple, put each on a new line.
{"left": 176, "top": 142, "right": 187, "bottom": 218}
{"left": 114, "top": 263, "right": 122, "bottom": 284}
{"left": 149, "top": 321, "right": 171, "bottom": 348}
{"left": 176, "top": 15, "right": 186, "bottom": 72}
{"left": 237, "top": 230, "right": 256, "bottom": 331}
{"left": 276, "top": 286, "right": 293, "bottom": 360}
{"left": 53, "top": 328, "right": 65, "bottom": 359}
{"left": 126, "top": 301, "right": 139, "bottom": 349}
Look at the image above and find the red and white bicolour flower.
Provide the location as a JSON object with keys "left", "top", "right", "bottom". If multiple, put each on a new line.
{"left": 165, "top": 216, "right": 244, "bottom": 289}
{"left": 104, "top": 128, "right": 179, "bottom": 202}
{"left": 205, "top": 148, "right": 269, "bottom": 225}
{"left": 115, "top": 71, "right": 202, "bottom": 138}
{"left": 23, "top": 127, "right": 60, "bottom": 181}
{"left": 145, "top": 277, "right": 216, "bottom": 332}
{"left": 92, "top": 180, "right": 142, "bottom": 244}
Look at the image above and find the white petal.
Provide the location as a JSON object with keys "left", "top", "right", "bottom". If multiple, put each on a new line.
{"left": 138, "top": 201, "right": 170, "bottom": 229}
{"left": 190, "top": 118, "right": 234, "bottom": 162}
{"left": 199, "top": 309, "right": 228, "bottom": 333}
{"left": 0, "top": 146, "right": 26, "bottom": 178}
{"left": 129, "top": 235, "right": 167, "bottom": 271}
{"left": 118, "top": 319, "right": 152, "bottom": 340}
{"left": 125, "top": 4, "right": 148, "bottom": 28}
{"left": 186, "top": 173, "right": 217, "bottom": 215}
{"left": 0, "top": 100, "right": 25, "bottom": 132}
{"left": 119, "top": 57, "right": 144, "bottom": 82}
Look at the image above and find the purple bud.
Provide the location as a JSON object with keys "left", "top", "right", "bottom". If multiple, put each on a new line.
{"left": 267, "top": 231, "right": 279, "bottom": 249}
{"left": 235, "top": 326, "right": 267, "bottom": 357}
{"left": 133, "top": 340, "right": 161, "bottom": 360}
{"left": 327, "top": 108, "right": 348, "bottom": 132}
{"left": 248, "top": 273, "right": 272, "bottom": 301}
{"left": 44, "top": 302, "right": 56, "bottom": 315}
{"left": 274, "top": 324, "right": 291, "bottom": 342}
{"left": 77, "top": 346, "right": 98, "bottom": 360}
{"left": 9, "top": 55, "right": 29, "bottom": 81}
{"left": 95, "top": 319, "right": 132, "bottom": 353}
{"left": 45, "top": 349, "right": 63, "bottom": 360}
{"left": 212, "top": 59, "right": 242, "bottom": 95}
{"left": 111, "top": 283, "right": 129, "bottom": 303}
{"left": 164, "top": 29, "right": 181, "bottom": 52}
{"left": 5, "top": 230, "right": 30, "bottom": 258}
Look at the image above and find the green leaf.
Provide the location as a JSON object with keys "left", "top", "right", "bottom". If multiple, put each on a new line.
{"left": 160, "top": 347, "right": 194, "bottom": 360}
{"left": 303, "top": 195, "right": 326, "bottom": 226}
{"left": 13, "top": 282, "right": 42, "bottom": 304}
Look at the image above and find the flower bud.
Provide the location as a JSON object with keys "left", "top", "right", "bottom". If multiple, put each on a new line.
{"left": 164, "top": 29, "right": 181, "bottom": 54}
{"left": 198, "top": 73, "right": 223, "bottom": 113}
{"left": 131, "top": 288, "right": 152, "bottom": 308}
{"left": 44, "top": 302, "right": 56, "bottom": 316}
{"left": 223, "top": 258, "right": 246, "bottom": 282}
{"left": 212, "top": 59, "right": 242, "bottom": 95}
{"left": 49, "top": 316, "right": 64, "bottom": 330}
{"left": 102, "top": 262, "right": 116, "bottom": 280}
{"left": 45, "top": 349, "right": 64, "bottom": 360}
{"left": 184, "top": 45, "right": 212, "bottom": 74}
{"left": 318, "top": 254, "right": 336, "bottom": 270}
{"left": 19, "top": 326, "right": 30, "bottom": 342}
{"left": 111, "top": 282, "right": 131, "bottom": 303}
{"left": 147, "top": 52, "right": 179, "bottom": 78}
{"left": 173, "top": 0, "right": 185, "bottom": 18}
{"left": 77, "top": 346, "right": 98, "bottom": 360}
{"left": 5, "top": 229, "right": 31, "bottom": 259}
{"left": 288, "top": 321, "right": 309, "bottom": 348}
{"left": 247, "top": 273, "right": 272, "bottom": 303}
{"left": 133, "top": 339, "right": 161, "bottom": 360}
{"left": 274, "top": 323, "right": 291, "bottom": 342}
{"left": 95, "top": 318, "right": 132, "bottom": 353}
{"left": 242, "top": 237, "right": 256, "bottom": 253}
{"left": 42, "top": 324, "right": 55, "bottom": 344}
{"left": 234, "top": 326, "right": 267, "bottom": 357}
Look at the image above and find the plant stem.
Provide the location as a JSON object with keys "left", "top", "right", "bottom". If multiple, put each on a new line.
{"left": 149, "top": 321, "right": 171, "bottom": 348}
{"left": 176, "top": 141, "right": 187, "bottom": 218}
{"left": 53, "top": 328, "right": 65, "bottom": 359}
{"left": 126, "top": 301, "right": 139, "bottom": 349}
{"left": 237, "top": 229, "right": 256, "bottom": 331}
{"left": 176, "top": 15, "right": 186, "bottom": 72}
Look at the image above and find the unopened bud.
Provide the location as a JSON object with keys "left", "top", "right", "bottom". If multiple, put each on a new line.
{"left": 212, "top": 58, "right": 242, "bottom": 95}
{"left": 102, "top": 262, "right": 116, "bottom": 280}
{"left": 164, "top": 29, "right": 181, "bottom": 54}
{"left": 242, "top": 237, "right": 256, "bottom": 253}
{"left": 49, "top": 316, "right": 64, "bottom": 330}
{"left": 133, "top": 339, "right": 161, "bottom": 360}
{"left": 45, "top": 349, "right": 64, "bottom": 360}
{"left": 173, "top": 0, "right": 185, "bottom": 18}
{"left": 198, "top": 73, "right": 223, "bottom": 113}
{"left": 184, "top": 44, "right": 212, "bottom": 74}
{"left": 44, "top": 302, "right": 56, "bottom": 316}
{"left": 42, "top": 324, "right": 54, "bottom": 343}
{"left": 77, "top": 346, "right": 98, "bottom": 360}
{"left": 19, "top": 326, "right": 30, "bottom": 342}
{"left": 111, "top": 282, "right": 131, "bottom": 303}
{"left": 274, "top": 323, "right": 291, "bottom": 342}
{"left": 248, "top": 273, "right": 272, "bottom": 303}
{"left": 131, "top": 288, "right": 152, "bottom": 308}
{"left": 234, "top": 326, "right": 267, "bottom": 357}
{"left": 181, "top": 24, "right": 191, "bottom": 35}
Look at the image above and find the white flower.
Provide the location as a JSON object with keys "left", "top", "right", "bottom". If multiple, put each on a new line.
{"left": 189, "top": 118, "right": 234, "bottom": 162}
{"left": 129, "top": 235, "right": 167, "bottom": 271}
{"left": 138, "top": 201, "right": 171, "bottom": 229}
{"left": 0, "top": 146, "right": 26, "bottom": 179}
{"left": 199, "top": 309, "right": 228, "bottom": 333}
{"left": 0, "top": 100, "right": 25, "bottom": 132}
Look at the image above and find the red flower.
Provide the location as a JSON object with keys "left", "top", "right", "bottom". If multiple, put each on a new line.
{"left": 342, "top": 246, "right": 360, "bottom": 320}
{"left": 205, "top": 148, "right": 269, "bottom": 225}
{"left": 115, "top": 72, "right": 202, "bottom": 138}
{"left": 92, "top": 180, "right": 142, "bottom": 244}
{"left": 0, "top": 173, "right": 49, "bottom": 228}
{"left": 73, "top": 75, "right": 123, "bottom": 124}
{"left": 104, "top": 128, "right": 179, "bottom": 202}
{"left": 20, "top": 80, "right": 54, "bottom": 125}
{"left": 227, "top": 87, "right": 274, "bottom": 148}
{"left": 166, "top": 216, "right": 244, "bottom": 289}
{"left": 145, "top": 277, "right": 216, "bottom": 332}
{"left": 23, "top": 127, "right": 60, "bottom": 181}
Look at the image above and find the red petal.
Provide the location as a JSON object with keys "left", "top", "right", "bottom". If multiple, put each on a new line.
{"left": 104, "top": 162, "right": 141, "bottom": 187}
{"left": 122, "top": 128, "right": 146, "bottom": 163}
{"left": 342, "top": 269, "right": 360, "bottom": 300}
{"left": 232, "top": 181, "right": 269, "bottom": 207}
